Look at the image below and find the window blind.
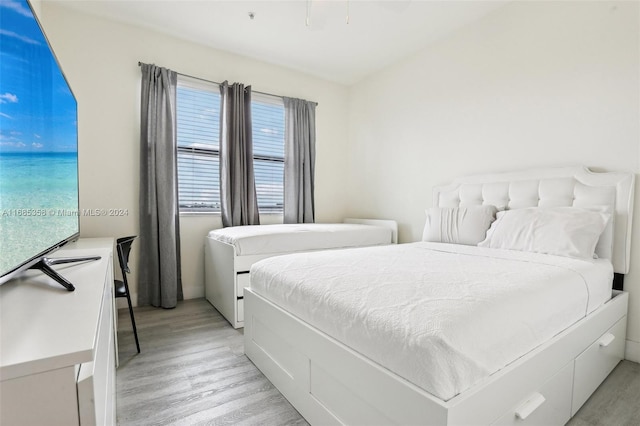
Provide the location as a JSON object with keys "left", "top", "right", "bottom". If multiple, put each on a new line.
{"left": 176, "top": 77, "right": 221, "bottom": 212}
{"left": 252, "top": 93, "right": 285, "bottom": 212}
{"left": 176, "top": 76, "right": 285, "bottom": 214}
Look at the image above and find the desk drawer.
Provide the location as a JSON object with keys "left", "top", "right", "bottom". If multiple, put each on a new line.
{"left": 236, "top": 273, "right": 250, "bottom": 298}
{"left": 492, "top": 362, "right": 573, "bottom": 426}
{"left": 572, "top": 316, "right": 626, "bottom": 415}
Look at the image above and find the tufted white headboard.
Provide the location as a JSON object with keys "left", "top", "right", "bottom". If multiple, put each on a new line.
{"left": 433, "top": 166, "right": 635, "bottom": 274}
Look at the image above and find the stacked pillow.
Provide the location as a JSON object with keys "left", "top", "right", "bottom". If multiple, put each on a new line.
{"left": 422, "top": 205, "right": 498, "bottom": 246}
{"left": 477, "top": 207, "right": 609, "bottom": 259}
{"left": 423, "top": 205, "right": 610, "bottom": 260}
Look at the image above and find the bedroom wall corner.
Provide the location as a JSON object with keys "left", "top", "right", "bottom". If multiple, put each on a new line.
{"left": 38, "top": 2, "right": 351, "bottom": 306}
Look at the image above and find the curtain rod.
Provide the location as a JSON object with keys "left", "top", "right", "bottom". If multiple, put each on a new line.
{"left": 138, "top": 61, "right": 318, "bottom": 106}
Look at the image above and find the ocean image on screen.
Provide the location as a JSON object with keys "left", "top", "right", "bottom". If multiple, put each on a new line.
{"left": 0, "top": 0, "right": 79, "bottom": 277}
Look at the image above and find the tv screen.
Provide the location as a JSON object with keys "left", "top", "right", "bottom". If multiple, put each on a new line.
{"left": 0, "top": 0, "right": 80, "bottom": 285}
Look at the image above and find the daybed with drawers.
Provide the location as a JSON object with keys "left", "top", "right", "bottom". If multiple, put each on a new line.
{"left": 205, "top": 219, "right": 397, "bottom": 328}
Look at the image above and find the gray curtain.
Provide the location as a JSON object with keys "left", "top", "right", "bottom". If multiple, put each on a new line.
{"left": 138, "top": 63, "right": 183, "bottom": 308}
{"left": 283, "top": 97, "right": 316, "bottom": 223}
{"left": 219, "top": 81, "right": 260, "bottom": 227}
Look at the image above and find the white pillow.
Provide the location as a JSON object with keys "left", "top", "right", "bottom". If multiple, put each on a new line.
{"left": 478, "top": 207, "right": 610, "bottom": 259}
{"left": 422, "top": 205, "right": 498, "bottom": 246}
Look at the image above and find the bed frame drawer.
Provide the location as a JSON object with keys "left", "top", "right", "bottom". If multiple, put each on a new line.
{"left": 572, "top": 316, "right": 626, "bottom": 415}
{"left": 492, "top": 361, "right": 573, "bottom": 426}
{"left": 236, "top": 273, "right": 250, "bottom": 298}
{"left": 237, "top": 299, "right": 244, "bottom": 323}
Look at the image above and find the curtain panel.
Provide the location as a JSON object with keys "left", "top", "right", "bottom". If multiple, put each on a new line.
{"left": 138, "top": 63, "right": 183, "bottom": 308}
{"left": 283, "top": 97, "right": 316, "bottom": 224}
{"left": 219, "top": 81, "right": 260, "bottom": 227}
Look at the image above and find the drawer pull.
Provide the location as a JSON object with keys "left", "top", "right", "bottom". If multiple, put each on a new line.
{"left": 515, "top": 393, "right": 546, "bottom": 420}
{"left": 598, "top": 333, "right": 615, "bottom": 347}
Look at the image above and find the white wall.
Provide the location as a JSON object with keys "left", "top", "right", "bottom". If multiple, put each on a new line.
{"left": 39, "top": 3, "right": 350, "bottom": 303}
{"left": 347, "top": 1, "right": 640, "bottom": 360}
{"left": 29, "top": 0, "right": 41, "bottom": 16}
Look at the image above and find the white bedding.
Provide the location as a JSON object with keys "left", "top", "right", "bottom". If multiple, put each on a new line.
{"left": 250, "top": 242, "right": 613, "bottom": 401}
{"left": 207, "top": 223, "right": 393, "bottom": 256}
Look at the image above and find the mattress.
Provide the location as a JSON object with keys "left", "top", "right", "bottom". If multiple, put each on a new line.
{"left": 207, "top": 223, "right": 393, "bottom": 256}
{"left": 250, "top": 242, "right": 613, "bottom": 401}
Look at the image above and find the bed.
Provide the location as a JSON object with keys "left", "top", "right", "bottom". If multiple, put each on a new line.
{"left": 244, "top": 166, "right": 635, "bottom": 425}
{"left": 204, "top": 219, "right": 397, "bottom": 328}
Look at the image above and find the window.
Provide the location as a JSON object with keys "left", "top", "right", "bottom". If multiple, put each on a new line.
{"left": 252, "top": 93, "right": 285, "bottom": 212}
{"left": 176, "top": 78, "right": 221, "bottom": 211}
{"left": 176, "top": 76, "right": 285, "bottom": 213}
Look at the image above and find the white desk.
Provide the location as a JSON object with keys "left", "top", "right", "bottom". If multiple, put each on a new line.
{"left": 0, "top": 238, "right": 116, "bottom": 425}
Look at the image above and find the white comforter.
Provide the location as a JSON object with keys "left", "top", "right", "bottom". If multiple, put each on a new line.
{"left": 250, "top": 242, "right": 612, "bottom": 401}
{"left": 207, "top": 223, "right": 393, "bottom": 255}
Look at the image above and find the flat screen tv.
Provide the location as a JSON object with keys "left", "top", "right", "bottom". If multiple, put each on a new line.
{"left": 0, "top": 0, "right": 93, "bottom": 290}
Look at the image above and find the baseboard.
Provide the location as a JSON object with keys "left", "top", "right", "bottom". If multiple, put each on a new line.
{"left": 182, "top": 285, "right": 205, "bottom": 301}
{"left": 625, "top": 339, "right": 640, "bottom": 363}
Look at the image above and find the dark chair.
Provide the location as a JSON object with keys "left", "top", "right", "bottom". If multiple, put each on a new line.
{"left": 115, "top": 236, "right": 140, "bottom": 353}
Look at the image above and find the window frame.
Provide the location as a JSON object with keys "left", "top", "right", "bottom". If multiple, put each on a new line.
{"left": 251, "top": 91, "right": 285, "bottom": 214}
{"left": 176, "top": 76, "right": 222, "bottom": 214}
{"left": 175, "top": 76, "right": 285, "bottom": 215}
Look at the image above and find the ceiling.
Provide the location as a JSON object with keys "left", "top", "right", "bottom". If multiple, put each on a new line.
{"left": 53, "top": 0, "right": 508, "bottom": 85}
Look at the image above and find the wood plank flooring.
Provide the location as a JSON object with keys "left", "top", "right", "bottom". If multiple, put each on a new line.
{"left": 567, "top": 359, "right": 640, "bottom": 426}
{"left": 117, "top": 298, "right": 640, "bottom": 425}
{"left": 116, "top": 299, "right": 307, "bottom": 426}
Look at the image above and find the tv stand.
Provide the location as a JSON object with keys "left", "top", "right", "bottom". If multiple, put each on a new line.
{"left": 29, "top": 255, "right": 101, "bottom": 291}
{"left": 1, "top": 238, "right": 116, "bottom": 425}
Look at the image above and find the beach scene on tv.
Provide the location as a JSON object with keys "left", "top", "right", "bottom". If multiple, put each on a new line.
{"left": 0, "top": 0, "right": 79, "bottom": 277}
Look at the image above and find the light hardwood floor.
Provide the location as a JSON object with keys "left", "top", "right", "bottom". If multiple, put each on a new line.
{"left": 117, "top": 298, "right": 640, "bottom": 425}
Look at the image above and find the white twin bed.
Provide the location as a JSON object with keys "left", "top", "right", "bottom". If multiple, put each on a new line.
{"left": 243, "top": 166, "right": 635, "bottom": 425}
{"left": 204, "top": 219, "right": 397, "bottom": 328}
